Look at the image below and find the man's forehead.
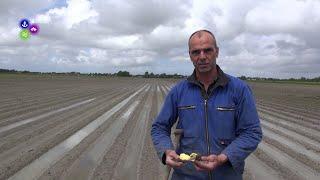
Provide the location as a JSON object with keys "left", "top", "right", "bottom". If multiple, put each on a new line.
{"left": 190, "top": 31, "right": 215, "bottom": 41}
{"left": 190, "top": 34, "right": 215, "bottom": 46}
{"left": 190, "top": 34, "right": 212, "bottom": 42}
{"left": 189, "top": 31, "right": 216, "bottom": 48}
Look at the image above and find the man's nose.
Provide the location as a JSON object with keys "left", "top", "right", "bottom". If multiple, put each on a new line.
{"left": 199, "top": 50, "right": 207, "bottom": 59}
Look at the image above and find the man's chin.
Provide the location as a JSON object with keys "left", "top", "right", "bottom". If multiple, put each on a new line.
{"left": 197, "top": 67, "right": 211, "bottom": 73}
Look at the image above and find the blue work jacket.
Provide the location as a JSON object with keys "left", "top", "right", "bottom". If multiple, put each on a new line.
{"left": 151, "top": 66, "right": 262, "bottom": 180}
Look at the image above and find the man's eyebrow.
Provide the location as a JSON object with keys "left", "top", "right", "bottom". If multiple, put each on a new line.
{"left": 191, "top": 47, "right": 214, "bottom": 51}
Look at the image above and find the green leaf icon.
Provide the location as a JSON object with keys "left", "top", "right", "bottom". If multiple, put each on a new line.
{"left": 20, "top": 29, "right": 30, "bottom": 40}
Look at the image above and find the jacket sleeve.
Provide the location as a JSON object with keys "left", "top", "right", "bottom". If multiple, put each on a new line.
{"left": 222, "top": 84, "right": 263, "bottom": 174}
{"left": 151, "top": 87, "right": 179, "bottom": 164}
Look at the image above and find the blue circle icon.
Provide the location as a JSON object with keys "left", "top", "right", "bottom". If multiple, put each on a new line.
{"left": 20, "top": 19, "right": 30, "bottom": 29}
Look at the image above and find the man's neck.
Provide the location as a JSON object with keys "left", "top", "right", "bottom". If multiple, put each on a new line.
{"left": 196, "top": 67, "right": 218, "bottom": 90}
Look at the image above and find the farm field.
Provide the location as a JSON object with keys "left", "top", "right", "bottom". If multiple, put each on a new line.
{"left": 0, "top": 76, "right": 319, "bottom": 180}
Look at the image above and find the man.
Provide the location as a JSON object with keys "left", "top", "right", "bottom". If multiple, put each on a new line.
{"left": 151, "top": 29, "right": 262, "bottom": 180}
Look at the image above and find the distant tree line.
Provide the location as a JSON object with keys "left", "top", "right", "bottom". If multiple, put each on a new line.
{"left": 0, "top": 69, "right": 185, "bottom": 79}
{"left": 238, "top": 75, "right": 320, "bottom": 82}
{"left": 0, "top": 69, "right": 82, "bottom": 76}
{"left": 1, "top": 68, "right": 319, "bottom": 81}
{"left": 142, "top": 71, "right": 185, "bottom": 78}
{"left": 0, "top": 69, "right": 32, "bottom": 74}
{"left": 85, "top": 71, "right": 185, "bottom": 78}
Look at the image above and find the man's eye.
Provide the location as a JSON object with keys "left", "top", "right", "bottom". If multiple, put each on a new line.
{"left": 191, "top": 48, "right": 214, "bottom": 56}
{"left": 191, "top": 50, "right": 200, "bottom": 55}
{"left": 204, "top": 48, "right": 214, "bottom": 53}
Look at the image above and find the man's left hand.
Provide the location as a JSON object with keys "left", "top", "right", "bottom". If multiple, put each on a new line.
{"left": 194, "top": 154, "right": 228, "bottom": 171}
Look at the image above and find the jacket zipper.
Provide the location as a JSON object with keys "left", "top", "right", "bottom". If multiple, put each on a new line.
{"left": 204, "top": 99, "right": 212, "bottom": 180}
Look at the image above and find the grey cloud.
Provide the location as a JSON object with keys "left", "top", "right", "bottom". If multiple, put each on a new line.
{"left": 265, "top": 44, "right": 275, "bottom": 49}
{"left": 92, "top": 0, "right": 191, "bottom": 35}
{"left": 0, "top": 0, "right": 319, "bottom": 78}
{"left": 220, "top": 46, "right": 320, "bottom": 78}
{"left": 0, "top": 0, "right": 54, "bottom": 26}
{"left": 0, "top": 0, "right": 52, "bottom": 16}
{"left": 138, "top": 26, "right": 189, "bottom": 55}
{"left": 203, "top": 0, "right": 258, "bottom": 40}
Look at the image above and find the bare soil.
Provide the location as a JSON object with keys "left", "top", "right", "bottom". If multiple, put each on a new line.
{"left": 0, "top": 77, "right": 319, "bottom": 180}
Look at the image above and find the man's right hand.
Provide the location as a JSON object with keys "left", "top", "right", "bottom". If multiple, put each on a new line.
{"left": 165, "top": 150, "right": 184, "bottom": 168}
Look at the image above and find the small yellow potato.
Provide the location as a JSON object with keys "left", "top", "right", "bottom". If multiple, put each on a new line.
{"left": 179, "top": 153, "right": 191, "bottom": 161}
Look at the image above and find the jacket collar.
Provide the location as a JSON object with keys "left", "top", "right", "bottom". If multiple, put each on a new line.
{"left": 187, "top": 65, "right": 229, "bottom": 88}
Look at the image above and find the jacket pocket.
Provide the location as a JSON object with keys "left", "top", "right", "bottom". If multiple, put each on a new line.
{"left": 178, "top": 105, "right": 196, "bottom": 110}
{"left": 216, "top": 106, "right": 235, "bottom": 111}
{"left": 177, "top": 105, "right": 197, "bottom": 128}
{"left": 214, "top": 105, "right": 236, "bottom": 138}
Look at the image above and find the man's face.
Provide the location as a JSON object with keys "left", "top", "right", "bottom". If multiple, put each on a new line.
{"left": 189, "top": 33, "right": 219, "bottom": 73}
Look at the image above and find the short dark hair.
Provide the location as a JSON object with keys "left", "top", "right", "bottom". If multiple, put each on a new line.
{"left": 188, "top": 29, "right": 218, "bottom": 49}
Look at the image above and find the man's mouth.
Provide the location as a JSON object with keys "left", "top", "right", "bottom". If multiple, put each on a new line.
{"left": 198, "top": 63, "right": 209, "bottom": 67}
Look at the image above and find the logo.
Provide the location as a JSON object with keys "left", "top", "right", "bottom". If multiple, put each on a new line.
{"left": 29, "top": 24, "right": 39, "bottom": 34}
{"left": 18, "top": 18, "right": 40, "bottom": 40}
{"left": 20, "top": 19, "right": 30, "bottom": 29}
{"left": 20, "top": 29, "right": 30, "bottom": 40}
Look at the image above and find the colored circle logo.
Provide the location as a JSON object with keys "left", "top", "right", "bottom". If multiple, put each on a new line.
{"left": 18, "top": 18, "right": 40, "bottom": 40}
{"left": 29, "top": 24, "right": 40, "bottom": 35}
{"left": 20, "top": 19, "right": 30, "bottom": 29}
{"left": 20, "top": 29, "right": 30, "bottom": 40}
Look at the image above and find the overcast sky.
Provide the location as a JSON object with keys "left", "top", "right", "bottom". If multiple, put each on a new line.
{"left": 0, "top": 0, "right": 319, "bottom": 78}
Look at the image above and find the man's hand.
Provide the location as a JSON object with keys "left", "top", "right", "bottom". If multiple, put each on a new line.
{"left": 165, "top": 150, "right": 184, "bottom": 168}
{"left": 194, "top": 154, "right": 228, "bottom": 171}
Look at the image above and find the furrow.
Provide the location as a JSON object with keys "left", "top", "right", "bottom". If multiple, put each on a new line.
{"left": 259, "top": 112, "right": 320, "bottom": 143}
{"left": 258, "top": 106, "right": 319, "bottom": 129}
{"left": 261, "top": 120, "right": 320, "bottom": 153}
{"left": 111, "top": 86, "right": 153, "bottom": 180}
{"left": 0, "top": 88, "right": 129, "bottom": 154}
{"left": 244, "top": 154, "right": 283, "bottom": 180}
{"left": 254, "top": 142, "right": 319, "bottom": 180}
{"left": 6, "top": 84, "right": 148, "bottom": 180}
{"left": 258, "top": 105, "right": 320, "bottom": 125}
{"left": 262, "top": 127, "right": 320, "bottom": 171}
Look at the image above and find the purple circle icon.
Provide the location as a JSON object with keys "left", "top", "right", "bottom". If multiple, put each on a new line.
{"left": 29, "top": 24, "right": 40, "bottom": 35}
{"left": 20, "top": 19, "right": 30, "bottom": 29}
